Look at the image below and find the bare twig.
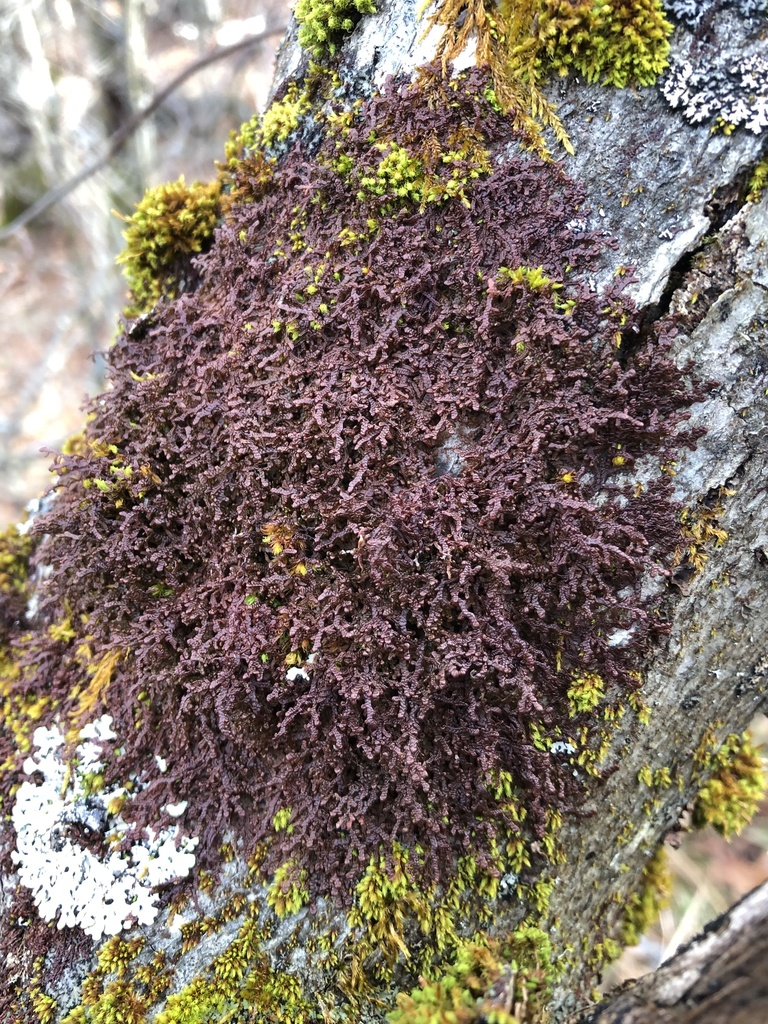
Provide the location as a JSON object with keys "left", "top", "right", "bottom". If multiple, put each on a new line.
{"left": 0, "top": 24, "right": 288, "bottom": 243}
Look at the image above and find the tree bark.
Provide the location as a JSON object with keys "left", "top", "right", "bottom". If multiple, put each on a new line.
{"left": 1, "top": 3, "right": 767, "bottom": 1024}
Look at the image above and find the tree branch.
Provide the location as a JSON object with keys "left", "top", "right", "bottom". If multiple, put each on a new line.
{"left": 0, "top": 23, "right": 287, "bottom": 243}
{"left": 570, "top": 882, "right": 768, "bottom": 1024}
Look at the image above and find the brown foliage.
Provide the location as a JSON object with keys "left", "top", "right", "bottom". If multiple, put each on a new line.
{"left": 13, "top": 71, "right": 698, "bottom": 896}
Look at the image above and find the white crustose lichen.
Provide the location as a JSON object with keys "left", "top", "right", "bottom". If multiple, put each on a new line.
{"left": 11, "top": 715, "right": 198, "bottom": 940}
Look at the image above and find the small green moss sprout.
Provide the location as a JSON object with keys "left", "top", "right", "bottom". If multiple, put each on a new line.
{"left": 620, "top": 846, "right": 671, "bottom": 946}
{"left": 566, "top": 672, "right": 604, "bottom": 715}
{"left": 295, "top": 0, "right": 377, "bottom": 55}
{"left": 0, "top": 523, "right": 34, "bottom": 599}
{"left": 259, "top": 85, "right": 313, "bottom": 148}
{"left": 267, "top": 861, "right": 310, "bottom": 917}
{"left": 747, "top": 159, "right": 768, "bottom": 203}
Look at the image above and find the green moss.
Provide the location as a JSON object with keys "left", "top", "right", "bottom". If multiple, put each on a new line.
{"left": 586, "top": 937, "right": 622, "bottom": 971}
{"left": 30, "top": 990, "right": 58, "bottom": 1024}
{"left": 538, "top": 0, "right": 672, "bottom": 88}
{"left": 566, "top": 672, "right": 605, "bottom": 716}
{"left": 266, "top": 860, "right": 310, "bottom": 917}
{"left": 427, "top": 0, "right": 672, "bottom": 154}
{"left": 674, "top": 496, "right": 730, "bottom": 574}
{"left": 273, "top": 807, "right": 294, "bottom": 833}
{"left": 358, "top": 142, "right": 426, "bottom": 203}
{"left": 116, "top": 177, "right": 222, "bottom": 316}
{"left": 153, "top": 977, "right": 231, "bottom": 1024}
{"left": 637, "top": 766, "right": 671, "bottom": 789}
{"left": 0, "top": 523, "right": 34, "bottom": 597}
{"left": 156, "top": 913, "right": 313, "bottom": 1024}
{"left": 1, "top": 526, "right": 47, "bottom": 765}
{"left": 96, "top": 936, "right": 146, "bottom": 977}
{"left": 353, "top": 133, "right": 493, "bottom": 213}
{"left": 620, "top": 846, "right": 670, "bottom": 946}
{"left": 85, "top": 981, "right": 148, "bottom": 1024}
{"left": 692, "top": 731, "right": 766, "bottom": 838}
{"left": 389, "top": 929, "right": 555, "bottom": 1024}
{"left": 260, "top": 86, "right": 313, "bottom": 148}
{"left": 747, "top": 158, "right": 768, "bottom": 203}
{"left": 295, "top": 0, "right": 377, "bottom": 55}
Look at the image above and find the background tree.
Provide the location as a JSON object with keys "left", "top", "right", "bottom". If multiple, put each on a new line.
{"left": 0, "top": 2, "right": 767, "bottom": 1023}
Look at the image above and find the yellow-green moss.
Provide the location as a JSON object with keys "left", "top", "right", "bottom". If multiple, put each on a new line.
{"left": 358, "top": 142, "right": 425, "bottom": 203}
{"left": 236, "top": 84, "right": 316, "bottom": 154}
{"left": 262, "top": 86, "right": 312, "bottom": 148}
{"left": 0, "top": 523, "right": 34, "bottom": 597}
{"left": 266, "top": 860, "right": 310, "bottom": 917}
{"left": 620, "top": 846, "right": 671, "bottom": 946}
{"left": 566, "top": 672, "right": 605, "bottom": 716}
{"left": 427, "top": 0, "right": 672, "bottom": 155}
{"left": 295, "top": 0, "right": 377, "bottom": 55}
{"left": 747, "top": 158, "right": 768, "bottom": 203}
{"left": 30, "top": 990, "right": 58, "bottom": 1024}
{"left": 156, "top": 913, "right": 313, "bottom": 1024}
{"left": 96, "top": 936, "right": 146, "bottom": 977}
{"left": 537, "top": 0, "right": 672, "bottom": 88}
{"left": 389, "top": 929, "right": 555, "bottom": 1024}
{"left": 116, "top": 177, "right": 222, "bottom": 316}
{"left": 692, "top": 731, "right": 766, "bottom": 838}
{"left": 48, "top": 807, "right": 562, "bottom": 1023}
{"left": 272, "top": 807, "right": 294, "bottom": 833}
{"left": 673, "top": 495, "right": 730, "bottom": 574}
{"left": 1, "top": 526, "right": 47, "bottom": 764}
{"left": 637, "top": 766, "right": 671, "bottom": 789}
{"left": 355, "top": 134, "right": 493, "bottom": 212}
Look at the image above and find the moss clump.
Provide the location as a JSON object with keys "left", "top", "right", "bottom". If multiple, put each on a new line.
{"left": 673, "top": 491, "right": 730, "bottom": 574}
{"left": 537, "top": 0, "right": 672, "bottom": 88}
{"left": 21, "top": 67, "right": 696, "bottom": 903}
{"left": 116, "top": 176, "right": 222, "bottom": 316}
{"left": 427, "top": 0, "right": 672, "bottom": 154}
{"left": 620, "top": 847, "right": 671, "bottom": 946}
{"left": 154, "top": 913, "right": 313, "bottom": 1024}
{"left": 0, "top": 524, "right": 41, "bottom": 769}
{"left": 96, "top": 936, "right": 146, "bottom": 978}
{"left": 295, "top": 0, "right": 376, "bottom": 55}
{"left": 258, "top": 84, "right": 314, "bottom": 149}
{"left": 353, "top": 134, "right": 493, "bottom": 211}
{"left": 0, "top": 523, "right": 34, "bottom": 600}
{"left": 266, "top": 860, "right": 310, "bottom": 917}
{"left": 389, "top": 930, "right": 555, "bottom": 1024}
{"left": 567, "top": 672, "right": 605, "bottom": 715}
{"left": 692, "top": 732, "right": 766, "bottom": 838}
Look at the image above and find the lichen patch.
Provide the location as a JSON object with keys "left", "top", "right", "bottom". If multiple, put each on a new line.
{"left": 11, "top": 716, "right": 198, "bottom": 941}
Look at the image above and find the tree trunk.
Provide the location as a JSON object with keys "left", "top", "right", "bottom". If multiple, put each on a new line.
{"left": 1, "top": 3, "right": 767, "bottom": 1024}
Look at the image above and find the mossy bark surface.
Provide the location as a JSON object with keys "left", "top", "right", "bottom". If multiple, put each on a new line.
{"left": 1, "top": 3, "right": 767, "bottom": 1024}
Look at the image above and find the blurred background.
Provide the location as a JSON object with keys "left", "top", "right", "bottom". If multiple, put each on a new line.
{"left": 0, "top": 0, "right": 765, "bottom": 988}
{"left": 0, "top": 0, "right": 287, "bottom": 522}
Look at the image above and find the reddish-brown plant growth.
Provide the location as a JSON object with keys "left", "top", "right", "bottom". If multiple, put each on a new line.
{"left": 10, "top": 71, "right": 696, "bottom": 898}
